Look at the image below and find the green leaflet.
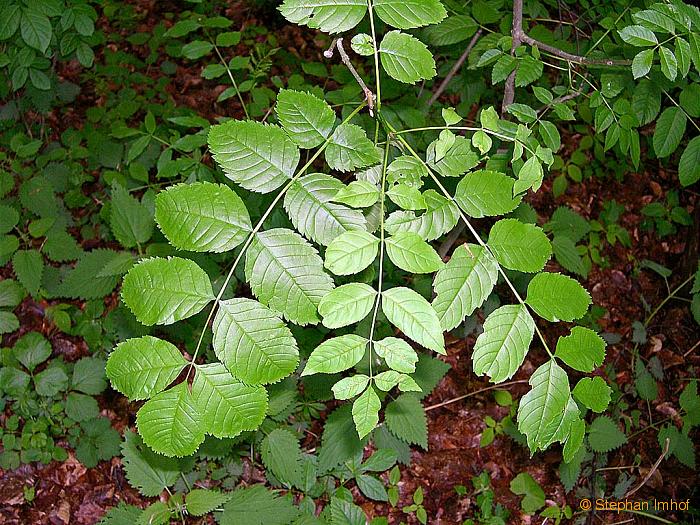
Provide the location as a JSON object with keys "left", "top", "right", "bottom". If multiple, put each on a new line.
{"left": 653, "top": 107, "right": 686, "bottom": 158}
{"left": 381, "top": 286, "right": 445, "bottom": 354}
{"left": 192, "top": 363, "right": 268, "bottom": 438}
{"left": 525, "top": 272, "right": 591, "bottom": 322}
{"left": 572, "top": 376, "right": 612, "bottom": 413}
{"left": 379, "top": 31, "right": 436, "bottom": 84}
{"left": 332, "top": 180, "right": 380, "bottom": 208}
{"left": 432, "top": 244, "right": 499, "bottom": 331}
{"left": 318, "top": 283, "right": 377, "bottom": 329}
{"left": 426, "top": 135, "right": 479, "bottom": 177}
{"left": 455, "top": 170, "right": 522, "bottom": 218}
{"left": 332, "top": 375, "right": 370, "bottom": 400}
{"left": 385, "top": 231, "right": 444, "bottom": 274}
{"left": 136, "top": 382, "right": 205, "bottom": 457}
{"left": 352, "top": 386, "right": 381, "bottom": 438}
{"left": 517, "top": 359, "right": 571, "bottom": 452}
{"left": 212, "top": 298, "right": 299, "bottom": 385}
{"left": 387, "top": 183, "right": 426, "bottom": 210}
{"left": 387, "top": 155, "right": 428, "bottom": 187}
{"left": 324, "top": 229, "right": 379, "bottom": 275}
{"left": 121, "top": 257, "right": 214, "bottom": 326}
{"left": 302, "top": 334, "right": 368, "bottom": 375}
{"left": 278, "top": 0, "right": 367, "bottom": 34}
{"left": 421, "top": 15, "right": 478, "bottom": 46}
{"left": 208, "top": 120, "right": 299, "bottom": 193}
{"left": 373, "top": 337, "right": 418, "bottom": 373}
{"left": 155, "top": 182, "right": 251, "bottom": 253}
{"left": 488, "top": 219, "right": 552, "bottom": 273}
{"left": 554, "top": 326, "right": 606, "bottom": 372}
{"left": 276, "top": 89, "right": 335, "bottom": 148}
{"left": 245, "top": 228, "right": 334, "bottom": 325}
{"left": 325, "top": 124, "right": 381, "bottom": 172}
{"left": 373, "top": 0, "right": 446, "bottom": 29}
{"left": 385, "top": 190, "right": 459, "bottom": 241}
{"left": 106, "top": 336, "right": 186, "bottom": 401}
{"left": 472, "top": 304, "right": 535, "bottom": 383}
{"left": 283, "top": 173, "right": 367, "bottom": 246}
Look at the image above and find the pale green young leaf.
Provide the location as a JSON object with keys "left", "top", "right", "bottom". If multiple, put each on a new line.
{"left": 374, "top": 0, "right": 446, "bottom": 29}
{"left": 572, "top": 377, "right": 611, "bottom": 413}
{"left": 472, "top": 304, "right": 535, "bottom": 383}
{"left": 588, "top": 416, "right": 627, "bottom": 452}
{"left": 276, "top": 89, "right": 335, "bottom": 148}
{"left": 381, "top": 287, "right": 445, "bottom": 354}
{"left": 455, "top": 170, "right": 522, "bottom": 218}
{"left": 278, "top": 0, "right": 367, "bottom": 34}
{"left": 106, "top": 336, "right": 186, "bottom": 400}
{"left": 488, "top": 219, "right": 552, "bottom": 273}
{"left": 554, "top": 326, "right": 606, "bottom": 372}
{"left": 110, "top": 184, "right": 154, "bottom": 249}
{"left": 245, "top": 228, "right": 333, "bottom": 325}
{"left": 618, "top": 25, "right": 657, "bottom": 46}
{"left": 12, "top": 249, "right": 43, "bottom": 296}
{"left": 324, "top": 229, "right": 379, "bottom": 275}
{"left": 374, "top": 370, "right": 421, "bottom": 392}
{"left": 325, "top": 124, "right": 381, "bottom": 172}
{"left": 385, "top": 231, "right": 443, "bottom": 274}
{"left": 302, "top": 334, "right": 368, "bottom": 375}
{"left": 679, "top": 136, "right": 700, "bottom": 187}
{"left": 208, "top": 120, "right": 299, "bottom": 193}
{"left": 517, "top": 359, "right": 570, "bottom": 452}
{"left": 332, "top": 374, "right": 370, "bottom": 400}
{"left": 284, "top": 173, "right": 367, "bottom": 246}
{"left": 632, "top": 49, "right": 654, "bottom": 79}
{"left": 332, "top": 180, "right": 380, "bottom": 208}
{"left": 261, "top": 428, "right": 304, "bottom": 488}
{"left": 155, "top": 182, "right": 251, "bottom": 253}
{"left": 526, "top": 272, "right": 591, "bottom": 322}
{"left": 379, "top": 31, "right": 436, "bottom": 84}
{"left": 136, "top": 382, "right": 205, "bottom": 457}
{"left": 352, "top": 386, "right": 381, "bottom": 438}
{"left": 212, "top": 298, "right": 299, "bottom": 385}
{"left": 192, "top": 363, "right": 268, "bottom": 438}
{"left": 121, "top": 257, "right": 214, "bottom": 326}
{"left": 387, "top": 183, "right": 426, "bottom": 210}
{"left": 374, "top": 337, "right": 418, "bottom": 373}
{"left": 385, "top": 190, "right": 459, "bottom": 241}
{"left": 385, "top": 394, "right": 427, "bottom": 448}
{"left": 432, "top": 244, "right": 498, "bottom": 331}
{"left": 318, "top": 283, "right": 377, "bottom": 329}
{"left": 351, "top": 33, "right": 374, "bottom": 55}
{"left": 653, "top": 107, "right": 686, "bottom": 158}
{"left": 186, "top": 489, "right": 232, "bottom": 517}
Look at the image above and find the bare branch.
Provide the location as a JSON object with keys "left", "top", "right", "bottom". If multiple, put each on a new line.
{"left": 624, "top": 438, "right": 671, "bottom": 498}
{"left": 520, "top": 33, "right": 631, "bottom": 66}
{"left": 428, "top": 29, "right": 483, "bottom": 107}
{"left": 502, "top": 0, "right": 524, "bottom": 114}
{"left": 335, "top": 38, "right": 375, "bottom": 112}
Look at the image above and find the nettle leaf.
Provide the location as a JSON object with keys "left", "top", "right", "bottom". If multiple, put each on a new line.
{"left": 276, "top": 89, "right": 335, "bottom": 148}
{"left": 525, "top": 272, "right": 591, "bottom": 322}
{"left": 192, "top": 363, "right": 268, "bottom": 438}
{"left": 385, "top": 231, "right": 443, "bottom": 274}
{"left": 385, "top": 190, "right": 459, "bottom": 241}
{"left": 588, "top": 416, "right": 627, "bottom": 453}
{"left": 517, "top": 359, "right": 570, "bottom": 452}
{"left": 155, "top": 182, "right": 252, "bottom": 253}
{"left": 12, "top": 249, "right": 43, "bottom": 296}
{"left": 219, "top": 485, "right": 299, "bottom": 525}
{"left": 554, "top": 326, "right": 606, "bottom": 372}
{"left": 332, "top": 374, "right": 370, "bottom": 399}
{"left": 472, "top": 304, "right": 535, "bottom": 383}
{"left": 324, "top": 229, "right": 379, "bottom": 275}
{"left": 55, "top": 249, "right": 123, "bottom": 300}
{"left": 318, "top": 283, "right": 377, "bottom": 329}
{"left": 245, "top": 228, "right": 334, "bottom": 325}
{"left": 136, "top": 382, "right": 204, "bottom": 457}
{"left": 382, "top": 286, "right": 445, "bottom": 354}
{"left": 653, "top": 107, "right": 686, "bottom": 158}
{"left": 208, "top": 120, "right": 299, "bottom": 193}
{"left": 332, "top": 180, "right": 380, "bottom": 208}
{"left": 278, "top": 0, "right": 367, "bottom": 34}
{"left": 374, "top": 337, "right": 418, "bottom": 373}
{"left": 186, "top": 489, "right": 232, "bottom": 517}
{"left": 352, "top": 386, "right": 381, "bottom": 438}
{"left": 317, "top": 404, "right": 366, "bottom": 473}
{"left": 120, "top": 431, "right": 180, "bottom": 497}
{"left": 261, "top": 428, "right": 304, "bottom": 488}
{"left": 121, "top": 257, "right": 214, "bottom": 326}
{"left": 432, "top": 244, "right": 499, "bottom": 331}
{"left": 110, "top": 184, "right": 153, "bottom": 249}
{"left": 325, "top": 124, "right": 381, "bottom": 172}
{"left": 212, "top": 298, "right": 299, "bottom": 385}
{"left": 488, "top": 219, "right": 552, "bottom": 273}
{"left": 373, "top": 0, "right": 446, "bottom": 29}
{"left": 385, "top": 394, "right": 428, "bottom": 449}
{"left": 302, "top": 334, "right": 368, "bottom": 375}
{"left": 284, "top": 173, "right": 367, "bottom": 246}
{"left": 572, "top": 377, "right": 611, "bottom": 413}
{"left": 106, "top": 336, "right": 186, "bottom": 401}
{"left": 379, "top": 30, "right": 436, "bottom": 84}
{"left": 455, "top": 170, "right": 522, "bottom": 218}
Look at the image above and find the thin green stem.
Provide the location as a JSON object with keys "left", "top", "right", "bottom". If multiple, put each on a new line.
{"left": 662, "top": 89, "right": 700, "bottom": 133}
{"left": 381, "top": 117, "right": 554, "bottom": 357}
{"left": 585, "top": 2, "right": 632, "bottom": 57}
{"left": 394, "top": 126, "right": 537, "bottom": 155}
{"left": 207, "top": 33, "right": 250, "bottom": 119}
{"left": 184, "top": 102, "right": 367, "bottom": 380}
{"left": 367, "top": 0, "right": 381, "bottom": 111}
{"left": 643, "top": 274, "right": 694, "bottom": 327}
{"left": 367, "top": 140, "right": 392, "bottom": 379}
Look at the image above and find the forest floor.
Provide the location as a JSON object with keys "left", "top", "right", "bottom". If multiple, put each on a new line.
{"left": 1, "top": 1, "right": 699, "bottom": 524}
